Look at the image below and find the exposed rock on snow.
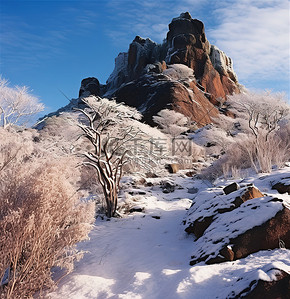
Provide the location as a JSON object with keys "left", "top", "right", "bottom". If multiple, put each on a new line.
{"left": 223, "top": 182, "right": 240, "bottom": 195}
{"left": 188, "top": 196, "right": 289, "bottom": 265}
{"left": 185, "top": 185, "right": 265, "bottom": 238}
{"left": 184, "top": 174, "right": 290, "bottom": 265}
{"left": 235, "top": 268, "right": 290, "bottom": 299}
{"left": 272, "top": 177, "right": 290, "bottom": 194}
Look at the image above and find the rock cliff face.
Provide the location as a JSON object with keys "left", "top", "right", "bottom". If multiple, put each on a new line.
{"left": 79, "top": 12, "right": 241, "bottom": 125}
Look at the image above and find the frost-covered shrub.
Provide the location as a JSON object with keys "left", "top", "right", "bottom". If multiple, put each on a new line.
{"left": 36, "top": 113, "right": 102, "bottom": 196}
{"left": 0, "top": 77, "right": 44, "bottom": 128}
{"left": 190, "top": 124, "right": 234, "bottom": 155}
{"left": 202, "top": 129, "right": 290, "bottom": 180}
{"left": 0, "top": 128, "right": 95, "bottom": 298}
{"left": 170, "top": 136, "right": 205, "bottom": 169}
{"left": 201, "top": 91, "right": 290, "bottom": 179}
{"left": 37, "top": 113, "right": 84, "bottom": 156}
{"left": 153, "top": 109, "right": 189, "bottom": 138}
{"left": 163, "top": 64, "right": 195, "bottom": 82}
{"left": 226, "top": 91, "right": 289, "bottom": 139}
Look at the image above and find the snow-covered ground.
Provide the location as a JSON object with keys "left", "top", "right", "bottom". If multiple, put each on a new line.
{"left": 47, "top": 169, "right": 290, "bottom": 299}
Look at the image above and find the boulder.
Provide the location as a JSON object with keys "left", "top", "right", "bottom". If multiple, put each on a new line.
{"left": 185, "top": 185, "right": 265, "bottom": 239}
{"left": 227, "top": 207, "right": 290, "bottom": 261}
{"left": 272, "top": 178, "right": 290, "bottom": 195}
{"left": 233, "top": 185, "right": 264, "bottom": 208}
{"left": 79, "top": 77, "right": 101, "bottom": 97}
{"left": 165, "top": 163, "right": 179, "bottom": 174}
{"left": 223, "top": 182, "right": 240, "bottom": 195}
{"left": 235, "top": 270, "right": 290, "bottom": 299}
{"left": 188, "top": 196, "right": 289, "bottom": 265}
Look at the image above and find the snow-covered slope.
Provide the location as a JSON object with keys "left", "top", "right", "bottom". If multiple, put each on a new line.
{"left": 46, "top": 168, "right": 290, "bottom": 299}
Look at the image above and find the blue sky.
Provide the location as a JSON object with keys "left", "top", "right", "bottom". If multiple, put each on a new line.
{"left": 0, "top": 0, "right": 289, "bottom": 116}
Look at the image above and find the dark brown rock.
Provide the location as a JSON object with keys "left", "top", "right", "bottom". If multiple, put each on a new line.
{"left": 205, "top": 206, "right": 290, "bottom": 264}
{"left": 186, "top": 185, "right": 264, "bottom": 240}
{"left": 165, "top": 163, "right": 179, "bottom": 174}
{"left": 185, "top": 216, "right": 214, "bottom": 238}
{"left": 235, "top": 270, "right": 290, "bottom": 299}
{"left": 231, "top": 207, "right": 290, "bottom": 260}
{"left": 167, "top": 13, "right": 210, "bottom": 53}
{"left": 238, "top": 186, "right": 264, "bottom": 203}
{"left": 219, "top": 246, "right": 235, "bottom": 261}
{"left": 115, "top": 73, "right": 219, "bottom": 126}
{"left": 79, "top": 77, "right": 100, "bottom": 97}
{"left": 272, "top": 180, "right": 290, "bottom": 195}
{"left": 223, "top": 182, "right": 240, "bottom": 195}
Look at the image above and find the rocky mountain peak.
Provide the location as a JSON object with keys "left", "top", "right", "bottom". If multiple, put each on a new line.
{"left": 79, "top": 13, "right": 241, "bottom": 126}
{"left": 167, "top": 12, "right": 209, "bottom": 52}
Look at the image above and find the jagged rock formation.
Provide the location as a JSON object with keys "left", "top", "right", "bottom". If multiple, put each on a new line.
{"left": 79, "top": 12, "right": 241, "bottom": 125}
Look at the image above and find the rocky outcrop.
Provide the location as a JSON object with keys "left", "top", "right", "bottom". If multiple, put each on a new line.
{"left": 184, "top": 180, "right": 290, "bottom": 265}
{"left": 79, "top": 12, "right": 241, "bottom": 125}
{"left": 165, "top": 12, "right": 239, "bottom": 104}
{"left": 185, "top": 185, "right": 265, "bottom": 239}
{"left": 79, "top": 77, "right": 101, "bottom": 97}
{"left": 114, "top": 69, "right": 219, "bottom": 126}
{"left": 272, "top": 177, "right": 290, "bottom": 194}
{"left": 210, "top": 45, "right": 238, "bottom": 83}
{"left": 238, "top": 270, "right": 290, "bottom": 299}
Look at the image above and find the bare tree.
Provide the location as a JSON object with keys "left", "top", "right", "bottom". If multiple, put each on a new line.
{"left": 75, "top": 96, "right": 159, "bottom": 217}
{"left": 227, "top": 91, "right": 289, "bottom": 141}
{"left": 0, "top": 77, "right": 44, "bottom": 128}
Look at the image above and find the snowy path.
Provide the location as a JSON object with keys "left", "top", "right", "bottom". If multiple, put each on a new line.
{"left": 47, "top": 173, "right": 290, "bottom": 299}
{"left": 48, "top": 190, "right": 196, "bottom": 299}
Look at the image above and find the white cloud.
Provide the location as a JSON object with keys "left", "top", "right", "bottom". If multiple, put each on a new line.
{"left": 207, "top": 0, "right": 290, "bottom": 83}
{"left": 104, "top": 0, "right": 209, "bottom": 45}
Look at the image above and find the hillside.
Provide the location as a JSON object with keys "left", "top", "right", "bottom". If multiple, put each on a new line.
{"left": 47, "top": 168, "right": 290, "bottom": 299}
{"left": 1, "top": 10, "right": 289, "bottom": 299}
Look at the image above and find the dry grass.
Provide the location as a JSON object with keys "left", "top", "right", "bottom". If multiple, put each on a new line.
{"left": 201, "top": 127, "right": 290, "bottom": 180}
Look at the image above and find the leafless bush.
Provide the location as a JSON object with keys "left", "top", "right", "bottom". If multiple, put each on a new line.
{"left": 201, "top": 91, "right": 290, "bottom": 180}
{"left": 153, "top": 109, "right": 189, "bottom": 137}
{"left": 227, "top": 91, "right": 289, "bottom": 140}
{"left": 37, "top": 113, "right": 85, "bottom": 157}
{"left": 0, "top": 77, "right": 44, "bottom": 128}
{"left": 202, "top": 128, "right": 290, "bottom": 180}
{"left": 0, "top": 128, "right": 95, "bottom": 298}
